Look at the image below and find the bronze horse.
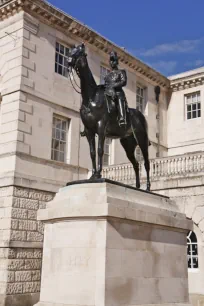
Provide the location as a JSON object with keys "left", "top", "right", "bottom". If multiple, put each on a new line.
{"left": 67, "top": 44, "right": 151, "bottom": 191}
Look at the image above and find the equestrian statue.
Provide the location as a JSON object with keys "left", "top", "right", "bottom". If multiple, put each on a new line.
{"left": 104, "top": 50, "right": 127, "bottom": 127}
{"left": 67, "top": 43, "right": 151, "bottom": 191}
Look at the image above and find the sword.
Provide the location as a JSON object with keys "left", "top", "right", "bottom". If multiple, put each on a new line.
{"left": 105, "top": 94, "right": 111, "bottom": 113}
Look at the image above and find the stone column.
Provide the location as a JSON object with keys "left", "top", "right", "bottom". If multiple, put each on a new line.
{"left": 35, "top": 180, "right": 192, "bottom": 306}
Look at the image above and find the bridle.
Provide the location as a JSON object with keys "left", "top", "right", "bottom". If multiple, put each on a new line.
{"left": 67, "top": 56, "right": 82, "bottom": 95}
{"left": 67, "top": 52, "right": 97, "bottom": 95}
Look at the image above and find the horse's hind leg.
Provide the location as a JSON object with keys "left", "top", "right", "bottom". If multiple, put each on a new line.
{"left": 134, "top": 132, "right": 150, "bottom": 191}
{"left": 120, "top": 135, "right": 140, "bottom": 188}
{"left": 141, "top": 143, "right": 150, "bottom": 191}
{"left": 130, "top": 110, "right": 151, "bottom": 191}
{"left": 86, "top": 130, "right": 97, "bottom": 179}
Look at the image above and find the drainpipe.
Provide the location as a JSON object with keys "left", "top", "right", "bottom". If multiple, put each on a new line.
{"left": 155, "top": 86, "right": 161, "bottom": 158}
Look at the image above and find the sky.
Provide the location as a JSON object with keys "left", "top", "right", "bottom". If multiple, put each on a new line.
{"left": 49, "top": 0, "right": 204, "bottom": 77}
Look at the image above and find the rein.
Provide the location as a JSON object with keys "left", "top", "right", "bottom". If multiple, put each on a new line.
{"left": 68, "top": 57, "right": 82, "bottom": 94}
{"left": 68, "top": 55, "right": 97, "bottom": 95}
{"left": 68, "top": 69, "right": 81, "bottom": 95}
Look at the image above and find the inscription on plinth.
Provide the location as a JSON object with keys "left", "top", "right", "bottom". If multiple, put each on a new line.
{"left": 50, "top": 250, "right": 91, "bottom": 272}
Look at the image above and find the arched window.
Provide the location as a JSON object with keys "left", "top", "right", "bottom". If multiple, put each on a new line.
{"left": 187, "top": 231, "right": 198, "bottom": 269}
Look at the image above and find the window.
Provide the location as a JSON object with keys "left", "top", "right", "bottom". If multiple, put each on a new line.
{"left": 186, "top": 92, "right": 201, "bottom": 120}
{"left": 187, "top": 231, "right": 198, "bottom": 269}
{"left": 136, "top": 85, "right": 145, "bottom": 112}
{"left": 100, "top": 66, "right": 110, "bottom": 84}
{"left": 51, "top": 115, "right": 68, "bottom": 162}
{"left": 55, "top": 42, "right": 69, "bottom": 78}
{"left": 103, "top": 138, "right": 112, "bottom": 166}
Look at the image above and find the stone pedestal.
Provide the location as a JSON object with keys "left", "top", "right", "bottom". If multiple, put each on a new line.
{"left": 35, "top": 179, "right": 192, "bottom": 306}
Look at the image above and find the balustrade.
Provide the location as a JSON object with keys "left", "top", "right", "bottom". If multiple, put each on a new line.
{"left": 101, "top": 151, "right": 204, "bottom": 185}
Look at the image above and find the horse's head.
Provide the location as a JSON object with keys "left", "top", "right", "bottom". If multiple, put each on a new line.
{"left": 67, "top": 43, "right": 87, "bottom": 71}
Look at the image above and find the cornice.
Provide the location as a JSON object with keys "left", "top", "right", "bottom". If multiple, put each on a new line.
{"left": 0, "top": 0, "right": 10, "bottom": 5}
{"left": 24, "top": 10, "right": 39, "bottom": 34}
{"left": 0, "top": 0, "right": 170, "bottom": 89}
{"left": 170, "top": 72, "right": 204, "bottom": 92}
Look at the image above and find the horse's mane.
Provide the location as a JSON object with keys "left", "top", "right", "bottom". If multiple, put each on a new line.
{"left": 85, "top": 59, "right": 97, "bottom": 89}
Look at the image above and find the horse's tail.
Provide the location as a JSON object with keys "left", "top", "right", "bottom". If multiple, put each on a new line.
{"left": 129, "top": 108, "right": 150, "bottom": 146}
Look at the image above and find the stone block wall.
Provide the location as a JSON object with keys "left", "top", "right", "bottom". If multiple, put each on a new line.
{"left": 0, "top": 248, "right": 42, "bottom": 297}
{"left": 0, "top": 185, "right": 54, "bottom": 306}
{"left": 0, "top": 91, "right": 32, "bottom": 156}
{"left": 0, "top": 12, "right": 26, "bottom": 96}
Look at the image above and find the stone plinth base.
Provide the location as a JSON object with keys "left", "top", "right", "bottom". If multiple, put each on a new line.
{"left": 35, "top": 180, "right": 192, "bottom": 306}
{"left": 0, "top": 293, "right": 39, "bottom": 306}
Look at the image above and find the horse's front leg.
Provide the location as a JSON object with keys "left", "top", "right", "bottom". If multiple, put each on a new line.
{"left": 96, "top": 128, "right": 106, "bottom": 179}
{"left": 86, "top": 130, "right": 97, "bottom": 179}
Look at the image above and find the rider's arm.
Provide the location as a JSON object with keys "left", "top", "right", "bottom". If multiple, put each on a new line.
{"left": 111, "top": 70, "right": 127, "bottom": 88}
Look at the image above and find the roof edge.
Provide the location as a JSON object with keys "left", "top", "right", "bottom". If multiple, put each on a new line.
{"left": 169, "top": 66, "right": 204, "bottom": 81}
{"left": 169, "top": 66, "right": 204, "bottom": 92}
{"left": 0, "top": 0, "right": 170, "bottom": 89}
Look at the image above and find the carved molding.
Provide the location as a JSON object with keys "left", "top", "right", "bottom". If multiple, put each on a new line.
{"left": 170, "top": 74, "right": 204, "bottom": 92}
{"left": 0, "top": 0, "right": 10, "bottom": 6}
{"left": 0, "top": 0, "right": 170, "bottom": 89}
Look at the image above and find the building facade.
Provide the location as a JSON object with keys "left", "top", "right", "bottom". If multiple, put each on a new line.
{"left": 168, "top": 68, "right": 204, "bottom": 155}
{"left": 0, "top": 0, "right": 203, "bottom": 306}
{"left": 104, "top": 67, "right": 204, "bottom": 306}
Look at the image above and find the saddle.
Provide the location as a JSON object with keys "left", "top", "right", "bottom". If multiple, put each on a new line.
{"left": 105, "top": 91, "right": 129, "bottom": 116}
{"left": 91, "top": 85, "right": 116, "bottom": 112}
{"left": 91, "top": 85, "right": 128, "bottom": 116}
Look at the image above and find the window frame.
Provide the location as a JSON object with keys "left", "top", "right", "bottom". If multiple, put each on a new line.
{"left": 51, "top": 114, "right": 69, "bottom": 163}
{"left": 187, "top": 231, "right": 199, "bottom": 270}
{"left": 185, "top": 91, "right": 201, "bottom": 120}
{"left": 55, "top": 41, "right": 70, "bottom": 78}
{"left": 136, "top": 84, "right": 145, "bottom": 113}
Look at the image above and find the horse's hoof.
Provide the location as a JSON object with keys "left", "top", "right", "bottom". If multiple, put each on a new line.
{"left": 89, "top": 173, "right": 102, "bottom": 180}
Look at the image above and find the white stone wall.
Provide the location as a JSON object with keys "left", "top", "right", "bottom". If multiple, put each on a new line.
{"left": 0, "top": 12, "right": 89, "bottom": 192}
{"left": 0, "top": 11, "right": 169, "bottom": 190}
{"left": 0, "top": 8, "right": 194, "bottom": 306}
{"left": 145, "top": 177, "right": 204, "bottom": 305}
{"left": 0, "top": 11, "right": 167, "bottom": 305}
{"left": 31, "top": 17, "right": 168, "bottom": 164}
{"left": 0, "top": 12, "right": 23, "bottom": 96}
{"left": 168, "top": 75, "right": 204, "bottom": 156}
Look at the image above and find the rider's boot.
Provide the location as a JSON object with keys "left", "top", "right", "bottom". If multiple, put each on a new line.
{"left": 118, "top": 98, "right": 126, "bottom": 127}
